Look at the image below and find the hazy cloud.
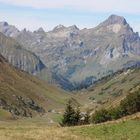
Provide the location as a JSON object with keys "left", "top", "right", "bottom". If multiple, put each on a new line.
{"left": 0, "top": 0, "right": 140, "bottom": 13}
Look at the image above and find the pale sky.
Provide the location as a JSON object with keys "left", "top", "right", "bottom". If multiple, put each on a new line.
{"left": 0, "top": 0, "right": 140, "bottom": 32}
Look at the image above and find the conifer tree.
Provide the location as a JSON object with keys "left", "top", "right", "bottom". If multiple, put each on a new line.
{"left": 61, "top": 99, "right": 82, "bottom": 126}
{"left": 84, "top": 111, "right": 90, "bottom": 124}
{"left": 61, "top": 99, "right": 76, "bottom": 126}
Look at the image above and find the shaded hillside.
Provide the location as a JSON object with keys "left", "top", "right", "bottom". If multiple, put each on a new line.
{"left": 0, "top": 55, "right": 70, "bottom": 118}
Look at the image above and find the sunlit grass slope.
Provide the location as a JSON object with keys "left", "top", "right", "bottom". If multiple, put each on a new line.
{"left": 75, "top": 67, "right": 140, "bottom": 111}
{"left": 0, "top": 55, "right": 71, "bottom": 118}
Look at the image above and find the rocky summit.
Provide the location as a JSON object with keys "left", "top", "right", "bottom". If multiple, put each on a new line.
{"left": 0, "top": 14, "right": 140, "bottom": 90}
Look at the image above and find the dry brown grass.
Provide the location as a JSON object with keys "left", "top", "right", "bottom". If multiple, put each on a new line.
{"left": 0, "top": 122, "right": 93, "bottom": 140}
{"left": 0, "top": 112, "right": 140, "bottom": 140}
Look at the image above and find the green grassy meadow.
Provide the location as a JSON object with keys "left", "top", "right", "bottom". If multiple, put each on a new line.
{"left": 70, "top": 120, "right": 140, "bottom": 140}
{"left": 0, "top": 113, "right": 140, "bottom": 140}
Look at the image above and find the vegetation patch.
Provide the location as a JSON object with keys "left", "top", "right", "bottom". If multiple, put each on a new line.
{"left": 92, "top": 90, "right": 140, "bottom": 123}
{"left": 70, "top": 120, "right": 140, "bottom": 140}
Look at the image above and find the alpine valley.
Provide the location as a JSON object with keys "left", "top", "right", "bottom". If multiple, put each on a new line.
{"left": 0, "top": 14, "right": 140, "bottom": 90}
{"left": 0, "top": 13, "right": 140, "bottom": 140}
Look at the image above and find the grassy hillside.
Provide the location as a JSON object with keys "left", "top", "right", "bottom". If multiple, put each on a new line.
{"left": 74, "top": 66, "right": 140, "bottom": 111}
{"left": 0, "top": 113, "right": 139, "bottom": 140}
{"left": 0, "top": 108, "right": 13, "bottom": 120}
{"left": 0, "top": 55, "right": 140, "bottom": 139}
{"left": 0, "top": 51, "right": 140, "bottom": 122}
{"left": 70, "top": 115, "right": 140, "bottom": 140}
{"left": 0, "top": 55, "right": 71, "bottom": 118}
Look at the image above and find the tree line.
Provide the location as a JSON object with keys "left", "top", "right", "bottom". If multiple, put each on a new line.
{"left": 61, "top": 90, "right": 140, "bottom": 126}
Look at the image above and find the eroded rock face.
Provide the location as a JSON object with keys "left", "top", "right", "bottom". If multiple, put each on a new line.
{"left": 0, "top": 15, "right": 140, "bottom": 90}
{"left": 0, "top": 32, "right": 46, "bottom": 75}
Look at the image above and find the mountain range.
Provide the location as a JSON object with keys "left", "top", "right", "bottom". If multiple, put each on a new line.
{"left": 0, "top": 14, "right": 140, "bottom": 90}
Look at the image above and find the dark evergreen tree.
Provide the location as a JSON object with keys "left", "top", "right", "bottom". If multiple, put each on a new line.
{"left": 108, "top": 107, "right": 122, "bottom": 120}
{"left": 120, "top": 90, "right": 140, "bottom": 115}
{"left": 61, "top": 99, "right": 83, "bottom": 126}
{"left": 92, "top": 109, "right": 111, "bottom": 124}
{"left": 74, "top": 107, "right": 81, "bottom": 125}
{"left": 83, "top": 111, "right": 90, "bottom": 124}
{"left": 61, "top": 100, "right": 76, "bottom": 126}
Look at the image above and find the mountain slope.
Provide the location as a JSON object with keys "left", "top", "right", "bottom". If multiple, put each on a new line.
{"left": 0, "top": 32, "right": 47, "bottom": 76}
{"left": 0, "top": 55, "right": 70, "bottom": 118}
{"left": 0, "top": 15, "right": 140, "bottom": 90}
{"left": 75, "top": 66, "right": 140, "bottom": 111}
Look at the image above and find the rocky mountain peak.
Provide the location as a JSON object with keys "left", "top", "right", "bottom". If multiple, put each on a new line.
{"left": 22, "top": 28, "right": 27, "bottom": 32}
{"left": 0, "top": 21, "right": 19, "bottom": 37}
{"left": 0, "top": 21, "right": 9, "bottom": 26}
{"left": 68, "top": 25, "right": 79, "bottom": 30}
{"left": 98, "top": 15, "right": 127, "bottom": 27}
{"left": 53, "top": 24, "right": 66, "bottom": 31}
{"left": 36, "top": 27, "right": 45, "bottom": 33}
{"left": 34, "top": 27, "right": 45, "bottom": 35}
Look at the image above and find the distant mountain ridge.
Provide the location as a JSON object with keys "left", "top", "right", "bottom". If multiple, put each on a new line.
{"left": 0, "top": 14, "right": 140, "bottom": 90}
